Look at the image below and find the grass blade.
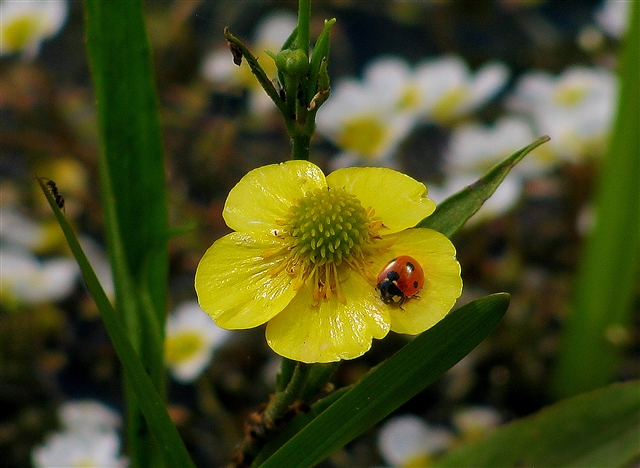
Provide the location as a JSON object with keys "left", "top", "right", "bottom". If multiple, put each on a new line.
{"left": 38, "top": 179, "right": 195, "bottom": 468}
{"left": 552, "top": 1, "right": 639, "bottom": 398}
{"left": 83, "top": 1, "right": 169, "bottom": 463}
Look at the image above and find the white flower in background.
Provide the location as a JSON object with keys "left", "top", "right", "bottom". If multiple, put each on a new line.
{"left": 595, "top": 0, "right": 632, "bottom": 38}
{"left": 0, "top": 207, "right": 48, "bottom": 250}
{"left": 0, "top": 203, "right": 69, "bottom": 253}
{"left": 32, "top": 429, "right": 127, "bottom": 468}
{"left": 0, "top": 247, "right": 78, "bottom": 305}
{"left": 165, "top": 301, "right": 231, "bottom": 383}
{"left": 317, "top": 55, "right": 510, "bottom": 166}
{"left": 59, "top": 400, "right": 122, "bottom": 434}
{"left": 508, "top": 67, "right": 618, "bottom": 161}
{"left": 356, "top": 56, "right": 419, "bottom": 114}
{"left": 377, "top": 414, "right": 454, "bottom": 467}
{"left": 445, "top": 116, "right": 551, "bottom": 177}
{"left": 0, "top": 207, "right": 115, "bottom": 301}
{"left": 315, "top": 71, "right": 417, "bottom": 167}
{"left": 357, "top": 55, "right": 510, "bottom": 124}
{"left": 429, "top": 174, "right": 522, "bottom": 225}
{"left": 316, "top": 54, "right": 509, "bottom": 167}
{"left": 201, "top": 10, "right": 298, "bottom": 115}
{"left": 434, "top": 117, "right": 533, "bottom": 223}
{"left": 0, "top": 0, "right": 68, "bottom": 59}
{"left": 32, "top": 399, "right": 127, "bottom": 468}
{"left": 452, "top": 405, "right": 501, "bottom": 442}
{"left": 413, "top": 55, "right": 510, "bottom": 124}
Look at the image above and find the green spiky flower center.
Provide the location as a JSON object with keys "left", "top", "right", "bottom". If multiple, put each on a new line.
{"left": 285, "top": 187, "right": 370, "bottom": 266}
{"left": 270, "top": 187, "right": 389, "bottom": 304}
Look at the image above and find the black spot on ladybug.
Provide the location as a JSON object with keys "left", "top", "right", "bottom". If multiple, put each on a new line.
{"left": 413, "top": 280, "right": 419, "bottom": 288}
{"left": 406, "top": 261, "right": 415, "bottom": 272}
{"left": 386, "top": 271, "right": 400, "bottom": 282}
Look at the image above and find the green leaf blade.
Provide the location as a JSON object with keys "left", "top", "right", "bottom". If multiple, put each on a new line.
{"left": 552, "top": 1, "right": 639, "bottom": 399}
{"left": 38, "top": 179, "right": 195, "bottom": 468}
{"left": 435, "top": 381, "right": 640, "bottom": 468}
{"left": 419, "top": 136, "right": 550, "bottom": 238}
{"left": 307, "top": 18, "right": 335, "bottom": 99}
{"left": 83, "top": 1, "right": 169, "bottom": 465}
{"left": 84, "top": 0, "right": 169, "bottom": 330}
{"left": 258, "top": 294, "right": 510, "bottom": 468}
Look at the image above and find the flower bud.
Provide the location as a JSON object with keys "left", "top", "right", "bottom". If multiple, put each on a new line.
{"left": 275, "top": 49, "right": 309, "bottom": 77}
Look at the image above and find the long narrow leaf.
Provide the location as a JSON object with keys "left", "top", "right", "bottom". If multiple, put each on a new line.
{"left": 435, "top": 380, "right": 640, "bottom": 468}
{"left": 258, "top": 294, "right": 510, "bottom": 468}
{"left": 38, "top": 179, "right": 195, "bottom": 468}
{"left": 83, "top": 1, "right": 169, "bottom": 463}
{"left": 418, "top": 136, "right": 550, "bottom": 238}
{"left": 83, "top": 0, "right": 169, "bottom": 325}
{"left": 552, "top": 1, "right": 639, "bottom": 398}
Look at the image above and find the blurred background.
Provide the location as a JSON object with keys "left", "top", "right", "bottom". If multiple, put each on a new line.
{"left": 0, "top": 0, "right": 636, "bottom": 466}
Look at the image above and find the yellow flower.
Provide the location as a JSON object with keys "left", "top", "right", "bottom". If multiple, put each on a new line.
{"left": 195, "top": 161, "right": 462, "bottom": 363}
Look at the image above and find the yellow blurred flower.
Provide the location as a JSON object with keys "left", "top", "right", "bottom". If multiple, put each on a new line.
{"left": 195, "top": 161, "right": 462, "bottom": 363}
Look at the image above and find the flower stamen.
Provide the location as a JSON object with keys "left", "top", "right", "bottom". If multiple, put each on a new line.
{"left": 274, "top": 186, "right": 393, "bottom": 305}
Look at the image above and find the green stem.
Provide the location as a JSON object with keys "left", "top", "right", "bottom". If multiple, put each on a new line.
{"left": 223, "top": 28, "right": 288, "bottom": 118}
{"left": 292, "top": 132, "right": 311, "bottom": 160}
{"left": 263, "top": 362, "right": 311, "bottom": 428}
{"left": 300, "top": 362, "right": 340, "bottom": 402}
{"left": 283, "top": 75, "right": 299, "bottom": 121}
{"left": 276, "top": 358, "right": 297, "bottom": 392}
{"left": 233, "top": 360, "right": 336, "bottom": 466}
{"left": 297, "top": 0, "right": 311, "bottom": 56}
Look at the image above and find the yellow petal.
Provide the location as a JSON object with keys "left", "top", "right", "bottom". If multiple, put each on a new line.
{"left": 326, "top": 167, "right": 435, "bottom": 234}
{"left": 265, "top": 273, "right": 390, "bottom": 363}
{"left": 223, "top": 160, "right": 326, "bottom": 234}
{"left": 375, "top": 228, "right": 462, "bottom": 335}
{"left": 195, "top": 232, "right": 296, "bottom": 329}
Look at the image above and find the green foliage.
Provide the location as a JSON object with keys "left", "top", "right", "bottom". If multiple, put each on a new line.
{"left": 435, "top": 380, "right": 640, "bottom": 468}
{"left": 83, "top": 0, "right": 169, "bottom": 465}
{"left": 38, "top": 179, "right": 195, "bottom": 468}
{"left": 552, "top": 1, "right": 639, "bottom": 398}
{"left": 256, "top": 294, "right": 510, "bottom": 467}
{"left": 418, "top": 135, "right": 550, "bottom": 238}
{"left": 224, "top": 2, "right": 335, "bottom": 161}
{"left": 41, "top": 0, "right": 632, "bottom": 466}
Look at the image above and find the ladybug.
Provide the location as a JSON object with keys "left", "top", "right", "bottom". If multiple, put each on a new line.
{"left": 376, "top": 255, "right": 424, "bottom": 308}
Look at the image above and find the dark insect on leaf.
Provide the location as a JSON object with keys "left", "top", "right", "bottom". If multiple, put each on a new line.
{"left": 44, "top": 179, "right": 65, "bottom": 211}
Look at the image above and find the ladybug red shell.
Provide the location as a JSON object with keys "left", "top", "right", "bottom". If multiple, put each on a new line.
{"left": 376, "top": 255, "right": 424, "bottom": 308}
